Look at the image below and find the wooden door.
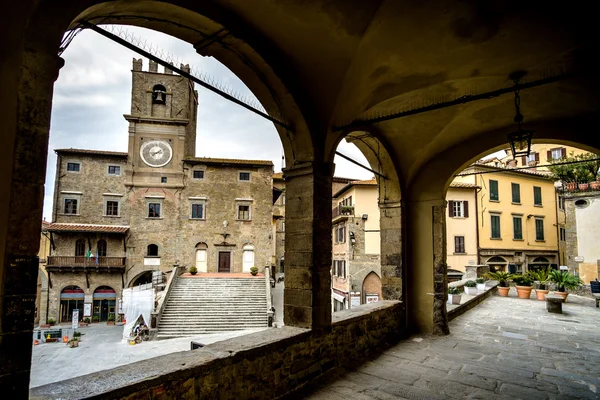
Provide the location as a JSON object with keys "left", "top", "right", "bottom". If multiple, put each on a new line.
{"left": 218, "top": 251, "right": 231, "bottom": 273}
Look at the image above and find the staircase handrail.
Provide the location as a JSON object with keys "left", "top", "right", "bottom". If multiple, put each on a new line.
{"left": 265, "top": 266, "right": 274, "bottom": 326}
{"left": 150, "top": 265, "right": 180, "bottom": 336}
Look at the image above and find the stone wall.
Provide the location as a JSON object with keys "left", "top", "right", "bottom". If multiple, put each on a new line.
{"left": 30, "top": 301, "right": 405, "bottom": 400}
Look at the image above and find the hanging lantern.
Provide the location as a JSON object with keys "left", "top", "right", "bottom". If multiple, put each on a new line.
{"left": 507, "top": 73, "right": 533, "bottom": 159}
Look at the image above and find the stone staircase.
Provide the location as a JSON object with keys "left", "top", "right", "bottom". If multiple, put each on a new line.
{"left": 156, "top": 276, "right": 268, "bottom": 339}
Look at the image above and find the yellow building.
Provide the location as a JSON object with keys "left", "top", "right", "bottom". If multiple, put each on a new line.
{"left": 449, "top": 163, "right": 559, "bottom": 274}
{"left": 36, "top": 221, "right": 51, "bottom": 325}
{"left": 445, "top": 184, "right": 478, "bottom": 273}
{"left": 501, "top": 143, "right": 589, "bottom": 171}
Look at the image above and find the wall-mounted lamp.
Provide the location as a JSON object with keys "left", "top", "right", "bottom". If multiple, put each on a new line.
{"left": 527, "top": 214, "right": 534, "bottom": 219}
{"left": 349, "top": 231, "right": 356, "bottom": 245}
{"left": 361, "top": 214, "right": 368, "bottom": 220}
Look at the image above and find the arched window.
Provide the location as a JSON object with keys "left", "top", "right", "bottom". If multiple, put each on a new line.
{"left": 242, "top": 244, "right": 255, "bottom": 273}
{"left": 532, "top": 257, "right": 549, "bottom": 263}
{"left": 147, "top": 244, "right": 159, "bottom": 257}
{"left": 152, "top": 84, "right": 166, "bottom": 104}
{"left": 195, "top": 242, "right": 208, "bottom": 273}
{"left": 486, "top": 256, "right": 508, "bottom": 272}
{"left": 75, "top": 239, "right": 86, "bottom": 257}
{"left": 487, "top": 256, "right": 507, "bottom": 263}
{"left": 97, "top": 240, "right": 107, "bottom": 257}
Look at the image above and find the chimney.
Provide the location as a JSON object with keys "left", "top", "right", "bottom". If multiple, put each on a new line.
{"left": 132, "top": 58, "right": 142, "bottom": 71}
{"left": 149, "top": 60, "right": 158, "bottom": 73}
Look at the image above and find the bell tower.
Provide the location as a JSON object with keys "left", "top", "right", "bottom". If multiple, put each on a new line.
{"left": 124, "top": 58, "right": 198, "bottom": 187}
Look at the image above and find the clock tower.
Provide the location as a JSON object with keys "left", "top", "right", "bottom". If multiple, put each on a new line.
{"left": 124, "top": 58, "right": 198, "bottom": 188}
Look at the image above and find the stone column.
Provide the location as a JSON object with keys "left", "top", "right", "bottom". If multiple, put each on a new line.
{"left": 379, "top": 201, "right": 403, "bottom": 301}
{"left": 283, "top": 161, "right": 333, "bottom": 331}
{"left": 405, "top": 199, "right": 449, "bottom": 335}
{"left": 0, "top": 50, "right": 63, "bottom": 395}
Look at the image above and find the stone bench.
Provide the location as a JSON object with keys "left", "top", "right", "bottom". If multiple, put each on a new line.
{"left": 545, "top": 294, "right": 565, "bottom": 314}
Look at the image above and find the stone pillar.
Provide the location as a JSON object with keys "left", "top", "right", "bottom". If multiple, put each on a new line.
{"left": 283, "top": 162, "right": 333, "bottom": 331}
{"left": 405, "top": 199, "right": 449, "bottom": 335}
{"left": 0, "top": 49, "right": 63, "bottom": 395}
{"left": 380, "top": 201, "right": 403, "bottom": 301}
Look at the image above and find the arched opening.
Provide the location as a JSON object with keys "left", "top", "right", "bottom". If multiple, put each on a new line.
{"left": 486, "top": 256, "right": 509, "bottom": 272}
{"left": 59, "top": 285, "right": 84, "bottom": 323}
{"left": 242, "top": 244, "right": 255, "bottom": 273}
{"left": 362, "top": 272, "right": 382, "bottom": 305}
{"left": 147, "top": 244, "right": 159, "bottom": 257}
{"left": 97, "top": 239, "right": 107, "bottom": 257}
{"left": 152, "top": 84, "right": 167, "bottom": 105}
{"left": 130, "top": 271, "right": 153, "bottom": 287}
{"left": 529, "top": 256, "right": 552, "bottom": 272}
{"left": 195, "top": 242, "right": 208, "bottom": 273}
{"left": 75, "top": 238, "right": 86, "bottom": 257}
{"left": 93, "top": 286, "right": 116, "bottom": 322}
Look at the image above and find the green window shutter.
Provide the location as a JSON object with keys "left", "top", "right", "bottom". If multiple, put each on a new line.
{"left": 513, "top": 217, "right": 522, "bottom": 240}
{"left": 535, "top": 219, "right": 544, "bottom": 240}
{"left": 491, "top": 215, "right": 501, "bottom": 238}
{"left": 511, "top": 183, "right": 520, "bottom": 203}
{"left": 534, "top": 187, "right": 542, "bottom": 206}
{"left": 490, "top": 180, "right": 499, "bottom": 201}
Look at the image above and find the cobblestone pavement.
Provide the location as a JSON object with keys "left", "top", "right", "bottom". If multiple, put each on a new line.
{"left": 30, "top": 324, "right": 266, "bottom": 388}
{"left": 306, "top": 294, "right": 600, "bottom": 399}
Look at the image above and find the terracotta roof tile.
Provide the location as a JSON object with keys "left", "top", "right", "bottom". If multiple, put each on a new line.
{"left": 349, "top": 179, "right": 377, "bottom": 186}
{"left": 55, "top": 148, "right": 128, "bottom": 157}
{"left": 273, "top": 172, "right": 284, "bottom": 180}
{"left": 46, "top": 223, "right": 129, "bottom": 234}
{"left": 449, "top": 182, "right": 479, "bottom": 188}
{"left": 184, "top": 157, "right": 273, "bottom": 166}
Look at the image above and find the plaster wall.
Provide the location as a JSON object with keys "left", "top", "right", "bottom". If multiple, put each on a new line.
{"left": 354, "top": 186, "right": 380, "bottom": 255}
{"left": 572, "top": 195, "right": 600, "bottom": 282}
{"left": 445, "top": 187, "right": 478, "bottom": 272}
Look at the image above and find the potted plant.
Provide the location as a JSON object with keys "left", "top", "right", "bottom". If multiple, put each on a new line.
{"left": 512, "top": 274, "right": 533, "bottom": 299}
{"left": 340, "top": 205, "right": 354, "bottom": 215}
{"left": 485, "top": 271, "right": 512, "bottom": 296}
{"left": 107, "top": 314, "right": 116, "bottom": 325}
{"left": 475, "top": 277, "right": 486, "bottom": 291}
{"left": 250, "top": 266, "right": 258, "bottom": 276}
{"left": 92, "top": 315, "right": 99, "bottom": 323}
{"left": 529, "top": 267, "right": 551, "bottom": 300}
{"left": 549, "top": 270, "right": 583, "bottom": 301}
{"left": 464, "top": 280, "right": 478, "bottom": 295}
{"left": 47, "top": 317, "right": 56, "bottom": 326}
{"left": 45, "top": 333, "right": 58, "bottom": 343}
{"left": 189, "top": 265, "right": 198, "bottom": 275}
{"left": 447, "top": 286, "right": 461, "bottom": 305}
{"left": 79, "top": 317, "right": 90, "bottom": 327}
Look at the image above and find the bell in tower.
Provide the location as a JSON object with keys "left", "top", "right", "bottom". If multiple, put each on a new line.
{"left": 152, "top": 84, "right": 167, "bottom": 105}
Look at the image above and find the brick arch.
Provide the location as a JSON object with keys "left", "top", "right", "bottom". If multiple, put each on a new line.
{"left": 362, "top": 271, "right": 382, "bottom": 304}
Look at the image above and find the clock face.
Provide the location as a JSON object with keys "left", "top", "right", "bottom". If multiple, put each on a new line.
{"left": 140, "top": 140, "right": 173, "bottom": 167}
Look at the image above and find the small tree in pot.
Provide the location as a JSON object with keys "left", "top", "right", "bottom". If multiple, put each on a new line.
{"left": 529, "top": 267, "right": 551, "bottom": 300}
{"left": 189, "top": 266, "right": 198, "bottom": 275}
{"left": 485, "top": 271, "right": 512, "bottom": 297}
{"left": 512, "top": 274, "right": 533, "bottom": 299}
{"left": 549, "top": 270, "right": 582, "bottom": 301}
{"left": 250, "top": 266, "right": 259, "bottom": 276}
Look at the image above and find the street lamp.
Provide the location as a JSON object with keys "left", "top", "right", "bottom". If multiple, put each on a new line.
{"left": 507, "top": 71, "right": 533, "bottom": 159}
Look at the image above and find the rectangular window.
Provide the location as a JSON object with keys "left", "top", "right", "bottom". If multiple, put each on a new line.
{"left": 513, "top": 216, "right": 523, "bottom": 240}
{"left": 454, "top": 236, "right": 465, "bottom": 254}
{"left": 527, "top": 152, "right": 537, "bottom": 163}
{"left": 560, "top": 227, "right": 566, "bottom": 241}
{"left": 191, "top": 203, "right": 204, "bottom": 219}
{"left": 64, "top": 198, "right": 78, "bottom": 214}
{"left": 282, "top": 221, "right": 285, "bottom": 232}
{"left": 535, "top": 218, "right": 544, "bottom": 241}
{"left": 448, "top": 200, "right": 469, "bottom": 218}
{"left": 161, "top": 177, "right": 167, "bottom": 183}
{"left": 238, "top": 205, "right": 250, "bottom": 220}
{"left": 282, "top": 194, "right": 285, "bottom": 205}
{"left": 533, "top": 186, "right": 542, "bottom": 206}
{"left": 511, "top": 183, "right": 520, "bottom": 203}
{"left": 239, "top": 172, "right": 251, "bottom": 181}
{"left": 558, "top": 196, "right": 565, "bottom": 210}
{"left": 107, "top": 165, "right": 120, "bottom": 175}
{"left": 106, "top": 201, "right": 119, "bottom": 216}
{"left": 148, "top": 203, "right": 161, "bottom": 218}
{"left": 193, "top": 170, "right": 204, "bottom": 179}
{"left": 337, "top": 225, "right": 346, "bottom": 243}
{"left": 551, "top": 148, "right": 563, "bottom": 160}
{"left": 490, "top": 180, "right": 499, "bottom": 201}
{"left": 67, "top": 162, "right": 80, "bottom": 172}
{"left": 491, "top": 214, "right": 501, "bottom": 239}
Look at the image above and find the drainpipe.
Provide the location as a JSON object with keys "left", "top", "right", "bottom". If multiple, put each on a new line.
{"left": 475, "top": 185, "right": 481, "bottom": 265}
{"left": 554, "top": 187, "right": 561, "bottom": 265}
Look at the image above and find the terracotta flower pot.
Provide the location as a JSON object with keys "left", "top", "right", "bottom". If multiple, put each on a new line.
{"left": 497, "top": 286, "right": 510, "bottom": 297}
{"left": 515, "top": 286, "right": 533, "bottom": 299}
{"left": 567, "top": 182, "right": 577, "bottom": 191}
{"left": 554, "top": 291, "right": 568, "bottom": 302}
{"left": 590, "top": 181, "right": 600, "bottom": 190}
{"left": 578, "top": 183, "right": 589, "bottom": 191}
{"left": 535, "top": 289, "right": 549, "bottom": 300}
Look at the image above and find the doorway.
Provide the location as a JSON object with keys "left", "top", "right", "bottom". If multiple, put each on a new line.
{"left": 218, "top": 251, "right": 231, "bottom": 273}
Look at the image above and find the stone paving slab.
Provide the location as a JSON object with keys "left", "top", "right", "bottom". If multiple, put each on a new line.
{"left": 306, "top": 294, "right": 600, "bottom": 399}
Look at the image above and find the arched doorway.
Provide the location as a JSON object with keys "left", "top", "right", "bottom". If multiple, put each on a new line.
{"left": 60, "top": 285, "right": 84, "bottom": 323}
{"left": 362, "top": 272, "right": 382, "bottom": 304}
{"left": 130, "top": 271, "right": 153, "bottom": 287}
{"left": 529, "top": 256, "right": 551, "bottom": 272}
{"left": 195, "top": 242, "right": 208, "bottom": 273}
{"left": 242, "top": 244, "right": 255, "bottom": 273}
{"left": 93, "top": 286, "right": 116, "bottom": 322}
{"left": 486, "top": 256, "right": 509, "bottom": 272}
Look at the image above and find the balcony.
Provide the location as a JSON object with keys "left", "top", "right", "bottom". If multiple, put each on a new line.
{"left": 332, "top": 205, "right": 354, "bottom": 220}
{"left": 46, "top": 256, "right": 126, "bottom": 272}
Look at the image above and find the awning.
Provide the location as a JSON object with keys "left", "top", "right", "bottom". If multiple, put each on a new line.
{"left": 46, "top": 223, "right": 129, "bottom": 234}
{"left": 332, "top": 292, "right": 346, "bottom": 303}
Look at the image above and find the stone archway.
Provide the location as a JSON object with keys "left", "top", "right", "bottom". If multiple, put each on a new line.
{"left": 362, "top": 271, "right": 382, "bottom": 304}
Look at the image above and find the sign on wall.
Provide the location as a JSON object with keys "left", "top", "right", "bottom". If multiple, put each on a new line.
{"left": 574, "top": 256, "right": 584, "bottom": 263}
{"left": 366, "top": 294, "right": 379, "bottom": 303}
{"left": 144, "top": 258, "right": 161, "bottom": 266}
{"left": 83, "top": 303, "right": 92, "bottom": 317}
{"left": 350, "top": 292, "right": 361, "bottom": 308}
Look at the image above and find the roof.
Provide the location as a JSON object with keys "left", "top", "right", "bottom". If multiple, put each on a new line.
{"left": 273, "top": 172, "right": 284, "bottom": 180}
{"left": 184, "top": 157, "right": 273, "bottom": 166}
{"left": 55, "top": 148, "right": 128, "bottom": 157}
{"left": 463, "top": 163, "right": 554, "bottom": 179}
{"left": 449, "top": 182, "right": 479, "bottom": 189}
{"left": 272, "top": 173, "right": 360, "bottom": 182}
{"left": 46, "top": 223, "right": 129, "bottom": 234}
{"left": 333, "top": 178, "right": 378, "bottom": 198}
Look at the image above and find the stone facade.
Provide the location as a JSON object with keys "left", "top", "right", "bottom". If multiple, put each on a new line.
{"left": 45, "top": 60, "right": 275, "bottom": 324}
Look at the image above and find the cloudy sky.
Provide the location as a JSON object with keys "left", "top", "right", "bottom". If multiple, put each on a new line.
{"left": 45, "top": 26, "right": 375, "bottom": 221}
